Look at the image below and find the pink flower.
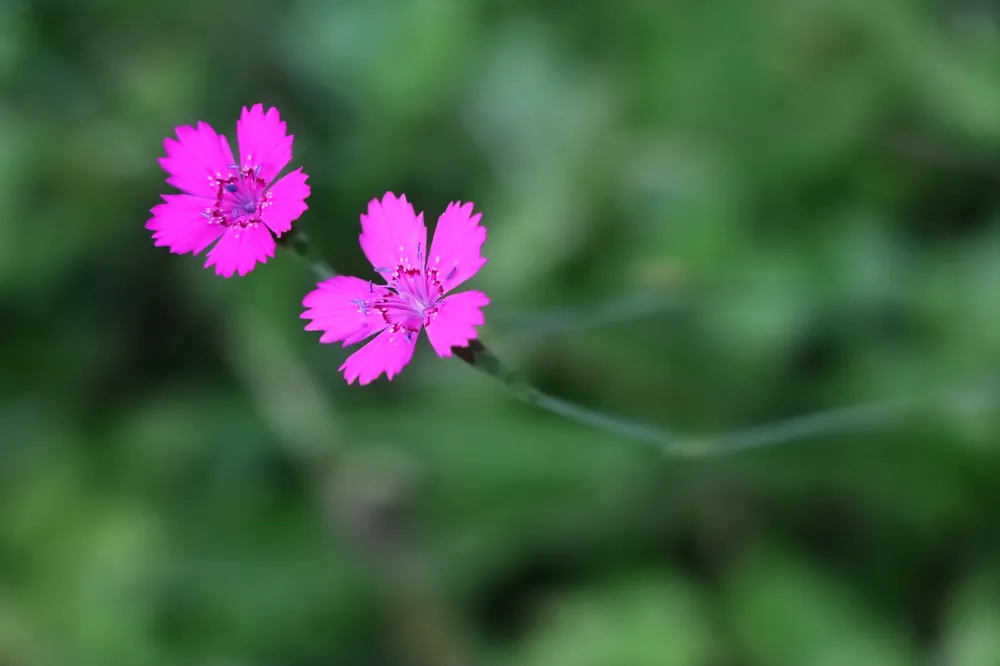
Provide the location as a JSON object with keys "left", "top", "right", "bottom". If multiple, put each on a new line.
{"left": 301, "top": 192, "right": 490, "bottom": 385}
{"left": 146, "top": 104, "right": 310, "bottom": 277}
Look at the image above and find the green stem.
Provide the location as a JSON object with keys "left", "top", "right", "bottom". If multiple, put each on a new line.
{"left": 279, "top": 227, "right": 338, "bottom": 280}
{"left": 453, "top": 339, "right": 998, "bottom": 457}
{"left": 279, "top": 232, "right": 999, "bottom": 458}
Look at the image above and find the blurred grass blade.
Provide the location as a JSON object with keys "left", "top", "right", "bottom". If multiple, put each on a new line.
{"left": 497, "top": 291, "right": 682, "bottom": 339}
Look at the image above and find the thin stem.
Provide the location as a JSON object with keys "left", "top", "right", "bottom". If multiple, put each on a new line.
{"left": 279, "top": 227, "right": 338, "bottom": 280}
{"left": 456, "top": 338, "right": 998, "bottom": 457}
{"left": 279, "top": 233, "right": 999, "bottom": 458}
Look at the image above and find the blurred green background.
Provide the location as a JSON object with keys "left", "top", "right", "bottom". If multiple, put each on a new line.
{"left": 3, "top": 0, "right": 1000, "bottom": 664}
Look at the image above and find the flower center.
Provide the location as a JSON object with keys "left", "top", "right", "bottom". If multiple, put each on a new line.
{"left": 204, "top": 164, "right": 271, "bottom": 228}
{"left": 357, "top": 265, "right": 447, "bottom": 338}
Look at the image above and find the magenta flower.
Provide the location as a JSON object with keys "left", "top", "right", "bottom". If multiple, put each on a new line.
{"left": 146, "top": 104, "right": 310, "bottom": 277}
{"left": 301, "top": 192, "right": 490, "bottom": 385}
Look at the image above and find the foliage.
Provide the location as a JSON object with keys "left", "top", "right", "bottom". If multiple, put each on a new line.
{"left": 2, "top": 0, "right": 999, "bottom": 664}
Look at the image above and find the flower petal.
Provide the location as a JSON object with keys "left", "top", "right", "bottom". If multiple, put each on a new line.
{"left": 301, "top": 276, "right": 390, "bottom": 346}
{"left": 158, "top": 122, "right": 235, "bottom": 198}
{"left": 339, "top": 328, "right": 418, "bottom": 385}
{"left": 427, "top": 201, "right": 488, "bottom": 292}
{"left": 146, "top": 194, "right": 224, "bottom": 255}
{"left": 261, "top": 168, "right": 309, "bottom": 236}
{"left": 425, "top": 290, "right": 490, "bottom": 357}
{"left": 359, "top": 192, "right": 427, "bottom": 276}
{"left": 236, "top": 104, "right": 293, "bottom": 183}
{"left": 203, "top": 224, "right": 275, "bottom": 278}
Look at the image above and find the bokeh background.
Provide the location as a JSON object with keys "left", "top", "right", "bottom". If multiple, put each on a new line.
{"left": 3, "top": 0, "right": 1000, "bottom": 664}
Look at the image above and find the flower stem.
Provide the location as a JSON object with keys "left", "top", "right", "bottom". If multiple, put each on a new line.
{"left": 454, "top": 337, "right": 999, "bottom": 457}
{"left": 278, "top": 231, "right": 1000, "bottom": 457}
{"left": 449, "top": 338, "right": 695, "bottom": 454}
{"left": 279, "top": 227, "right": 338, "bottom": 280}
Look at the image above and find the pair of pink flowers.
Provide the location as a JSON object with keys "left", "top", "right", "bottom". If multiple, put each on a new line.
{"left": 147, "top": 105, "right": 489, "bottom": 385}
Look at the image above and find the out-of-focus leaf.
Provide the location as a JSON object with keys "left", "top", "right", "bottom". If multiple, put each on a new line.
{"left": 725, "top": 549, "right": 915, "bottom": 666}
{"left": 938, "top": 570, "right": 1000, "bottom": 666}
{"left": 508, "top": 573, "right": 713, "bottom": 666}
